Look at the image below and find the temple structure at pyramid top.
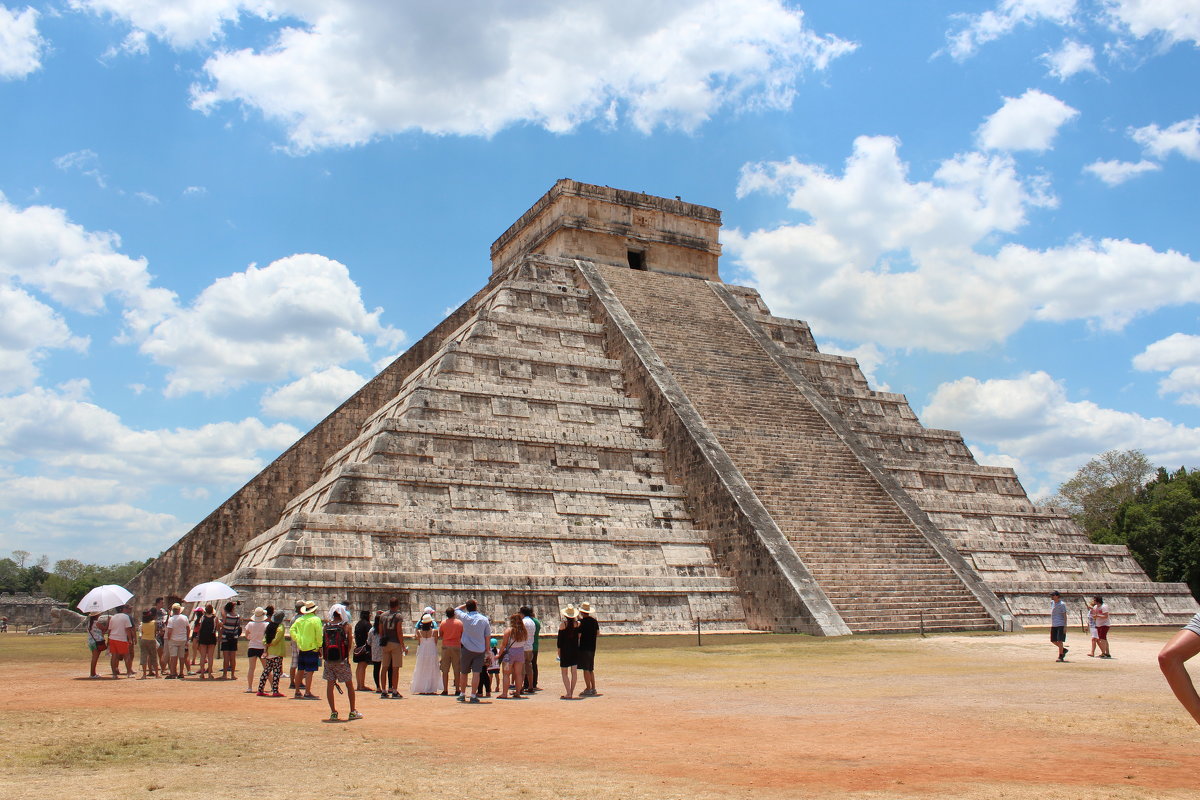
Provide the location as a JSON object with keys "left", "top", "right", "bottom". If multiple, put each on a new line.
{"left": 490, "top": 179, "right": 723, "bottom": 279}
{"left": 129, "top": 179, "right": 1197, "bottom": 634}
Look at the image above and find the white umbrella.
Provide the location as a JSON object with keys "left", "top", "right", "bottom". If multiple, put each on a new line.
{"left": 184, "top": 581, "right": 238, "bottom": 604}
{"left": 76, "top": 584, "right": 133, "bottom": 614}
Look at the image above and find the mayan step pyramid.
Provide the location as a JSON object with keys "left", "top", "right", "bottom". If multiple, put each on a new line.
{"left": 129, "top": 179, "right": 1198, "bottom": 633}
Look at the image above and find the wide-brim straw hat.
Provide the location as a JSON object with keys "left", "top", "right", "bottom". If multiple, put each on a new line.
{"left": 170, "top": 603, "right": 182, "bottom": 613}
{"left": 561, "top": 604, "right": 578, "bottom": 618}
{"left": 251, "top": 607, "right": 267, "bottom": 621}
{"left": 578, "top": 602, "right": 596, "bottom": 616}
{"left": 301, "top": 601, "right": 318, "bottom": 614}
{"left": 420, "top": 613, "right": 434, "bottom": 624}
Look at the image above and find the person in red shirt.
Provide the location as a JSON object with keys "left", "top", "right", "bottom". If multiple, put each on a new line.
{"left": 439, "top": 607, "right": 464, "bottom": 695}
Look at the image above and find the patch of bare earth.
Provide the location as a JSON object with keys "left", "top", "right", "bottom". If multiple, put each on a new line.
{"left": 1, "top": 628, "right": 1195, "bottom": 799}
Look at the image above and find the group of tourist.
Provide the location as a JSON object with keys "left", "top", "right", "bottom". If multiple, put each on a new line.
{"left": 1047, "top": 592, "right": 1114, "bottom": 662}
{"left": 85, "top": 595, "right": 601, "bottom": 721}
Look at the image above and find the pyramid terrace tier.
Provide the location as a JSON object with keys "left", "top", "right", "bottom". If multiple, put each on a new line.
{"left": 994, "top": 581, "right": 1197, "bottom": 626}
{"left": 224, "top": 573, "right": 749, "bottom": 632}
{"left": 325, "top": 420, "right": 664, "bottom": 477}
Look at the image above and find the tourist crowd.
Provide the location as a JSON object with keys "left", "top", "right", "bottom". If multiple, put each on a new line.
{"left": 85, "top": 596, "right": 601, "bottom": 720}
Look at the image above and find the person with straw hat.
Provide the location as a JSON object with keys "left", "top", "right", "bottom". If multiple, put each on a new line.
{"left": 291, "top": 600, "right": 323, "bottom": 699}
{"left": 163, "top": 603, "right": 189, "bottom": 679}
{"left": 557, "top": 604, "right": 580, "bottom": 700}
{"left": 244, "top": 607, "right": 269, "bottom": 693}
{"left": 577, "top": 601, "right": 600, "bottom": 697}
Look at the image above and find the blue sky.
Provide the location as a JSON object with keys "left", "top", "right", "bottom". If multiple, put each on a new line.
{"left": 1, "top": 0, "right": 1198, "bottom": 566}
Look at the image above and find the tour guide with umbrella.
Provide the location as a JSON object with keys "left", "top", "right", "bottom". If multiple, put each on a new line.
{"left": 76, "top": 584, "right": 133, "bottom": 614}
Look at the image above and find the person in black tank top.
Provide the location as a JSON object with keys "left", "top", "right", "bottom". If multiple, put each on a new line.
{"left": 197, "top": 606, "right": 217, "bottom": 679}
{"left": 557, "top": 605, "right": 580, "bottom": 699}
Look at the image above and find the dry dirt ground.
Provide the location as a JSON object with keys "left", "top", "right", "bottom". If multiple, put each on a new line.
{"left": 1, "top": 627, "right": 1197, "bottom": 800}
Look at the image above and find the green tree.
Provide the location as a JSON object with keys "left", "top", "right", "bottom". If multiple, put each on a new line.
{"left": 1053, "top": 449, "right": 1154, "bottom": 540}
{"left": 1110, "top": 467, "right": 1200, "bottom": 597}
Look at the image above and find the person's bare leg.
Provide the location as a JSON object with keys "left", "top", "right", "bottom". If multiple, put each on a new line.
{"left": 583, "top": 669, "right": 596, "bottom": 693}
{"left": 326, "top": 680, "right": 337, "bottom": 714}
{"left": 1090, "top": 636, "right": 1098, "bottom": 656}
{"left": 1159, "top": 630, "right": 1200, "bottom": 725}
{"left": 1100, "top": 636, "right": 1110, "bottom": 657}
{"left": 346, "top": 682, "right": 356, "bottom": 714}
{"left": 356, "top": 661, "right": 367, "bottom": 691}
{"left": 512, "top": 662, "right": 524, "bottom": 697}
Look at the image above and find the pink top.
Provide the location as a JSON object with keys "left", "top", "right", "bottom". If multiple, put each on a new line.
{"left": 439, "top": 618, "right": 463, "bottom": 647}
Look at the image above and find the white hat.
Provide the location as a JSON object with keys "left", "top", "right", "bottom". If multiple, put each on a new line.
{"left": 251, "top": 607, "right": 267, "bottom": 621}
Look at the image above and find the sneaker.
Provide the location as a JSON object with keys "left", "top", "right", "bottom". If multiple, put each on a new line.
{"left": 469, "top": 696, "right": 481, "bottom": 704}
{"left": 348, "top": 710, "right": 363, "bottom": 721}
{"left": 329, "top": 711, "right": 339, "bottom": 721}
{"left": 390, "top": 692, "right": 402, "bottom": 699}
{"left": 1056, "top": 656, "right": 1065, "bottom": 662}
{"left": 457, "top": 695, "right": 467, "bottom": 703}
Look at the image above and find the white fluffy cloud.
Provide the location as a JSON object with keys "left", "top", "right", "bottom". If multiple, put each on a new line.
{"left": 1106, "top": 0, "right": 1200, "bottom": 47}
{"left": 260, "top": 365, "right": 366, "bottom": 421}
{"left": 0, "top": 285, "right": 89, "bottom": 390}
{"left": 78, "top": 0, "right": 855, "bottom": 151}
{"left": 0, "top": 192, "right": 176, "bottom": 334}
{"left": 976, "top": 89, "right": 1079, "bottom": 152}
{"left": 71, "top": 0, "right": 277, "bottom": 48}
{"left": 0, "top": 381, "right": 300, "bottom": 485}
{"left": 0, "top": 500, "right": 184, "bottom": 563}
{"left": 1134, "top": 332, "right": 1200, "bottom": 405}
{"left": 945, "top": 0, "right": 1076, "bottom": 60}
{"left": 0, "top": 4, "right": 45, "bottom": 79}
{"left": 1131, "top": 116, "right": 1200, "bottom": 161}
{"left": 1042, "top": 39, "right": 1096, "bottom": 79}
{"left": 139, "top": 254, "right": 404, "bottom": 396}
{"left": 726, "top": 136, "right": 1200, "bottom": 352}
{"left": 945, "top": 0, "right": 1200, "bottom": 60}
{"left": 1083, "top": 158, "right": 1161, "bottom": 185}
{"left": 922, "top": 370, "right": 1200, "bottom": 490}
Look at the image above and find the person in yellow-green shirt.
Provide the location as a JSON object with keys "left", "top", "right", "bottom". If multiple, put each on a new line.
{"left": 290, "top": 601, "right": 323, "bottom": 699}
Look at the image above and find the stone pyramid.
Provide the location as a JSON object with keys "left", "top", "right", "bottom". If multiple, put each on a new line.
{"left": 130, "top": 180, "right": 1197, "bottom": 633}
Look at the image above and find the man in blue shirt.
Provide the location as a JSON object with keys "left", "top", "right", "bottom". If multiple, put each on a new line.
{"left": 1050, "top": 591, "right": 1069, "bottom": 662}
{"left": 454, "top": 600, "right": 491, "bottom": 703}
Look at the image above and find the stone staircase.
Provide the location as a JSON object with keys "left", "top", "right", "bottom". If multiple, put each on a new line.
{"left": 596, "top": 264, "right": 997, "bottom": 633}
{"left": 224, "top": 260, "right": 749, "bottom": 631}
{"left": 721, "top": 284, "right": 1198, "bottom": 628}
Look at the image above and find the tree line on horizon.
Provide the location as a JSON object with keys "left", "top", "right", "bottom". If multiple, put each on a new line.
{"left": 0, "top": 552, "right": 151, "bottom": 609}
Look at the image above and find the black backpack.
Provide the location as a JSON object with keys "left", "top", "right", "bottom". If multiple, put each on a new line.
{"left": 323, "top": 622, "right": 348, "bottom": 662}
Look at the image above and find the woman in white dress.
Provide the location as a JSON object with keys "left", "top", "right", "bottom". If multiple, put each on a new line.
{"left": 410, "top": 613, "right": 441, "bottom": 694}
